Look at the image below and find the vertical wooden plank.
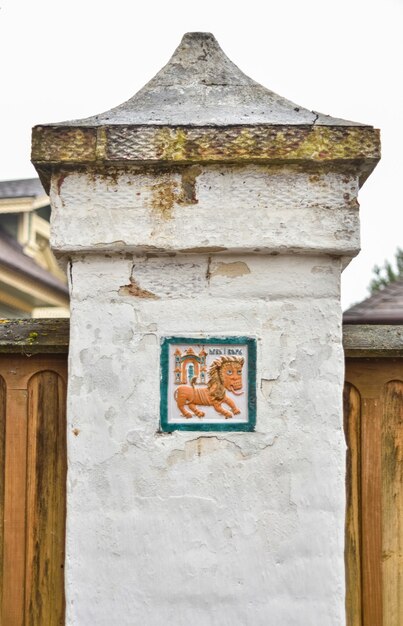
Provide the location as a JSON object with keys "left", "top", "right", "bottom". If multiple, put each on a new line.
{"left": 361, "top": 397, "right": 383, "bottom": 626}
{"left": 2, "top": 387, "right": 28, "bottom": 626}
{"left": 0, "top": 376, "right": 6, "bottom": 617}
{"left": 344, "top": 382, "right": 362, "bottom": 626}
{"left": 382, "top": 380, "right": 403, "bottom": 626}
{"left": 25, "top": 370, "right": 66, "bottom": 626}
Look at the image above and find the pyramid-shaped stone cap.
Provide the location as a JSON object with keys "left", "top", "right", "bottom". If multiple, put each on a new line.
{"left": 54, "top": 32, "right": 358, "bottom": 128}
{"left": 32, "top": 32, "right": 380, "bottom": 193}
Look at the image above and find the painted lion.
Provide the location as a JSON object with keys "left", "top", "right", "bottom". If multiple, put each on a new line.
{"left": 174, "top": 356, "right": 244, "bottom": 419}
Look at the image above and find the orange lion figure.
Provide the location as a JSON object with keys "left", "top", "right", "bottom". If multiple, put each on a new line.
{"left": 174, "top": 355, "right": 244, "bottom": 419}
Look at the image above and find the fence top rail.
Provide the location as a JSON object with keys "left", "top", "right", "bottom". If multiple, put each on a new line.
{"left": 0, "top": 319, "right": 402, "bottom": 357}
{"left": 343, "top": 324, "right": 403, "bottom": 357}
{"left": 0, "top": 319, "right": 69, "bottom": 354}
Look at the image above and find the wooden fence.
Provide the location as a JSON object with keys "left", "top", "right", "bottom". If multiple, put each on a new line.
{"left": 0, "top": 320, "right": 68, "bottom": 626}
{"left": 344, "top": 325, "right": 403, "bottom": 626}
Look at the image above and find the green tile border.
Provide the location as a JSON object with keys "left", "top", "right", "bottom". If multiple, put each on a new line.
{"left": 160, "top": 336, "right": 256, "bottom": 432}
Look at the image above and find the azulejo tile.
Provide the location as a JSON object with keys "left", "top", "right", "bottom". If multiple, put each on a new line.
{"left": 160, "top": 336, "right": 256, "bottom": 432}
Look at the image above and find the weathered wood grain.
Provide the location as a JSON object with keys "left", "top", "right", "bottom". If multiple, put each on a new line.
{"left": 0, "top": 356, "right": 67, "bottom": 625}
{"left": 382, "top": 381, "right": 403, "bottom": 626}
{"left": 25, "top": 370, "right": 67, "bottom": 626}
{"left": 361, "top": 397, "right": 383, "bottom": 626}
{"left": 0, "top": 319, "right": 69, "bottom": 354}
{"left": 2, "top": 386, "right": 28, "bottom": 626}
{"left": 344, "top": 382, "right": 362, "bottom": 626}
{"left": 345, "top": 358, "right": 403, "bottom": 626}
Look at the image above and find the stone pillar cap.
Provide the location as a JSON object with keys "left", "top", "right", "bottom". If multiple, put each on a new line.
{"left": 32, "top": 32, "right": 380, "bottom": 192}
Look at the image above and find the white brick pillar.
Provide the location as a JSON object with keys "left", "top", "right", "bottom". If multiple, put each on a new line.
{"left": 32, "top": 33, "right": 379, "bottom": 626}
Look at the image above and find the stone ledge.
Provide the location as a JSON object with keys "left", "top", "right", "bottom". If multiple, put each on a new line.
{"left": 32, "top": 125, "right": 380, "bottom": 193}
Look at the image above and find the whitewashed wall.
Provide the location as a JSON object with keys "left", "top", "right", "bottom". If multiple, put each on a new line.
{"left": 55, "top": 165, "right": 352, "bottom": 625}
{"left": 50, "top": 165, "right": 359, "bottom": 256}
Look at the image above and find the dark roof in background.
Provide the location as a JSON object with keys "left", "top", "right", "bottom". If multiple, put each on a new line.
{"left": 343, "top": 279, "right": 403, "bottom": 324}
{"left": 0, "top": 177, "right": 46, "bottom": 199}
{"left": 0, "top": 228, "right": 68, "bottom": 296}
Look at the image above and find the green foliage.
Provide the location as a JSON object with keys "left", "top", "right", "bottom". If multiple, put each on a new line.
{"left": 369, "top": 247, "right": 403, "bottom": 294}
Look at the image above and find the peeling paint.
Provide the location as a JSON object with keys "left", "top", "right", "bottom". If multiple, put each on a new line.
{"left": 311, "top": 265, "right": 334, "bottom": 274}
{"left": 261, "top": 379, "right": 275, "bottom": 402}
{"left": 178, "top": 165, "right": 201, "bottom": 205}
{"left": 167, "top": 436, "right": 245, "bottom": 464}
{"left": 119, "top": 277, "right": 160, "bottom": 299}
{"left": 212, "top": 261, "right": 251, "bottom": 278}
{"left": 149, "top": 175, "right": 178, "bottom": 219}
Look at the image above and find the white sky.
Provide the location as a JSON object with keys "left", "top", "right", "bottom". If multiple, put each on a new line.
{"left": 1, "top": 0, "right": 402, "bottom": 309}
